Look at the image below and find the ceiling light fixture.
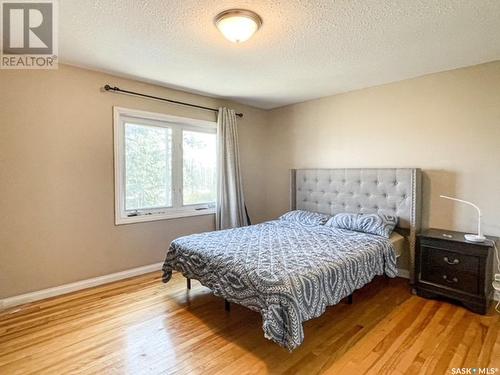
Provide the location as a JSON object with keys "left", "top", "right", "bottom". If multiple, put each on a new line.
{"left": 214, "top": 9, "right": 262, "bottom": 43}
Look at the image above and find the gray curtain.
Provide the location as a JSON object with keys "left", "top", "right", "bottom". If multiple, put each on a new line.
{"left": 216, "top": 108, "right": 249, "bottom": 230}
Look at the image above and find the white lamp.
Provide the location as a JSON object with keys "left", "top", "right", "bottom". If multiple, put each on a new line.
{"left": 440, "top": 195, "right": 486, "bottom": 242}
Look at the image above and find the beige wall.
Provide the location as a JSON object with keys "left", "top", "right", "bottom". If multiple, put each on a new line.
{"left": 0, "top": 64, "right": 268, "bottom": 298}
{"left": 265, "top": 61, "right": 500, "bottom": 270}
{"left": 2, "top": 61, "right": 499, "bottom": 297}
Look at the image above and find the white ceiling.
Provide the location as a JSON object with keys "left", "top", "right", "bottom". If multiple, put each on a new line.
{"left": 60, "top": 0, "right": 500, "bottom": 109}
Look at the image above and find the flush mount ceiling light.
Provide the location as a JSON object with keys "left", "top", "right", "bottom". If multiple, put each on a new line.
{"left": 214, "top": 9, "right": 262, "bottom": 43}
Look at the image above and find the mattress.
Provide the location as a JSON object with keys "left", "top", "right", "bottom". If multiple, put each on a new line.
{"left": 162, "top": 220, "right": 398, "bottom": 350}
{"left": 389, "top": 231, "right": 405, "bottom": 258}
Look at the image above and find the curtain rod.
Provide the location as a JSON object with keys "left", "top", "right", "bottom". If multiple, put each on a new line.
{"left": 103, "top": 85, "right": 243, "bottom": 118}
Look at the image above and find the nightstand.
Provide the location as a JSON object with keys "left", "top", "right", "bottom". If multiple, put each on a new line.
{"left": 415, "top": 228, "right": 497, "bottom": 314}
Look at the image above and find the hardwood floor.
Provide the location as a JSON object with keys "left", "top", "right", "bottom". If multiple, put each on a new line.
{"left": 0, "top": 272, "right": 498, "bottom": 375}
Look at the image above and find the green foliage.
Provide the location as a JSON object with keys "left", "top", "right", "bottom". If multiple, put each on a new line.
{"left": 124, "top": 124, "right": 216, "bottom": 211}
{"left": 183, "top": 131, "right": 216, "bottom": 205}
{"left": 125, "top": 124, "right": 171, "bottom": 210}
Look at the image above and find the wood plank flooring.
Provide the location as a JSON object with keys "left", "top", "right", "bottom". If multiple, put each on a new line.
{"left": 0, "top": 272, "right": 498, "bottom": 374}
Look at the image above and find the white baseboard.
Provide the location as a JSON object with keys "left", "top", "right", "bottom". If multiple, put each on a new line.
{"left": 397, "top": 268, "right": 410, "bottom": 279}
{"left": 1, "top": 264, "right": 495, "bottom": 311}
{"left": 0, "top": 262, "right": 163, "bottom": 311}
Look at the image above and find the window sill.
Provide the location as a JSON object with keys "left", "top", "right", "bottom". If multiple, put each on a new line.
{"left": 115, "top": 208, "right": 215, "bottom": 225}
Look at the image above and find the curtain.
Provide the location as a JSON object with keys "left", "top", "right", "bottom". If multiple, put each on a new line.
{"left": 216, "top": 108, "right": 249, "bottom": 230}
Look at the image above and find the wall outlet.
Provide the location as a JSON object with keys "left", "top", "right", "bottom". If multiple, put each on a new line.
{"left": 493, "top": 279, "right": 500, "bottom": 303}
{"left": 494, "top": 280, "right": 500, "bottom": 291}
{"left": 495, "top": 289, "right": 500, "bottom": 302}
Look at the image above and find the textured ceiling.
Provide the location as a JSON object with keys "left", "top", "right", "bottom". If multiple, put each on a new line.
{"left": 60, "top": 0, "right": 500, "bottom": 109}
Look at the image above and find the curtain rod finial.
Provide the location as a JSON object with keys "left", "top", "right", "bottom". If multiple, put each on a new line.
{"left": 104, "top": 84, "right": 118, "bottom": 91}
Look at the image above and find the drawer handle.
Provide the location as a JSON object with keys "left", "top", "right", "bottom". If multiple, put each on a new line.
{"left": 443, "top": 256, "right": 460, "bottom": 265}
{"left": 442, "top": 275, "right": 458, "bottom": 283}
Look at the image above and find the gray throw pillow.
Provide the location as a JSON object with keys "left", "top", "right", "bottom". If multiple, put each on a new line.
{"left": 326, "top": 213, "right": 398, "bottom": 238}
{"left": 279, "top": 210, "right": 330, "bottom": 226}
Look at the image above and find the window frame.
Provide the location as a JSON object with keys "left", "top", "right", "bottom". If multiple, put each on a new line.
{"left": 113, "top": 106, "right": 217, "bottom": 225}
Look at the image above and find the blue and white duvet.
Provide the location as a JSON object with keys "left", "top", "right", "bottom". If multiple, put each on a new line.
{"left": 162, "top": 220, "right": 397, "bottom": 350}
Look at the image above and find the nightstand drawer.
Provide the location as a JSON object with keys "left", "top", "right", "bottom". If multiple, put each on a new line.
{"left": 421, "top": 246, "right": 479, "bottom": 274}
{"left": 421, "top": 267, "right": 478, "bottom": 294}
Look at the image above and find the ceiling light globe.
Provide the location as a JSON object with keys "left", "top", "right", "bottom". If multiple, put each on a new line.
{"left": 215, "top": 9, "right": 262, "bottom": 43}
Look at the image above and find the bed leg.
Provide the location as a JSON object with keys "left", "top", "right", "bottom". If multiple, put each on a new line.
{"left": 347, "top": 294, "right": 353, "bottom": 304}
{"left": 224, "top": 299, "right": 231, "bottom": 312}
{"left": 186, "top": 278, "right": 191, "bottom": 290}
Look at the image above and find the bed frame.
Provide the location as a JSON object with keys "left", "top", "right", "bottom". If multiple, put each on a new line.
{"left": 186, "top": 167, "right": 421, "bottom": 309}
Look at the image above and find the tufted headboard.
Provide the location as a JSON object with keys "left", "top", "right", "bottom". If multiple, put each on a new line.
{"left": 290, "top": 168, "right": 421, "bottom": 282}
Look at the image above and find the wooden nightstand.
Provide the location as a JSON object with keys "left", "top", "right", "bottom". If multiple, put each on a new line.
{"left": 415, "top": 228, "right": 497, "bottom": 314}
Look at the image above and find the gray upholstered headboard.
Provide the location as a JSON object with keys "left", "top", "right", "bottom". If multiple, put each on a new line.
{"left": 290, "top": 168, "right": 421, "bottom": 282}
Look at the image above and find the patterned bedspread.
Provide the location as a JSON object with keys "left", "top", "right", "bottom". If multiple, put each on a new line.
{"left": 162, "top": 220, "right": 397, "bottom": 350}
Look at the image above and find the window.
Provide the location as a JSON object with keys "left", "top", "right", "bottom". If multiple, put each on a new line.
{"left": 114, "top": 107, "right": 217, "bottom": 224}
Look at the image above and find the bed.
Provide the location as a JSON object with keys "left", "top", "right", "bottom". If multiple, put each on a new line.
{"left": 162, "top": 168, "right": 421, "bottom": 350}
